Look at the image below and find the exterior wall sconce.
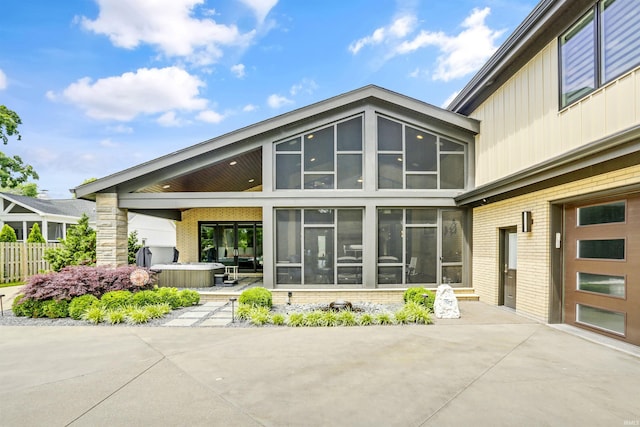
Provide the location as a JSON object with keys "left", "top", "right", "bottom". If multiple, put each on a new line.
{"left": 522, "top": 211, "right": 533, "bottom": 233}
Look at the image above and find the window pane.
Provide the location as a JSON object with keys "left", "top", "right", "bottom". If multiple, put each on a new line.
{"left": 337, "top": 154, "right": 362, "bottom": 189}
{"left": 378, "top": 266, "right": 402, "bottom": 284}
{"left": 406, "top": 174, "right": 437, "bottom": 189}
{"left": 48, "top": 222, "right": 64, "bottom": 241}
{"left": 304, "top": 174, "right": 333, "bottom": 189}
{"left": 406, "top": 127, "right": 437, "bottom": 171}
{"left": 6, "top": 222, "right": 23, "bottom": 240}
{"left": 277, "top": 267, "right": 301, "bottom": 284}
{"left": 577, "top": 272, "right": 625, "bottom": 297}
{"left": 560, "top": 10, "right": 596, "bottom": 107}
{"left": 601, "top": 0, "right": 640, "bottom": 82}
{"left": 378, "top": 154, "right": 403, "bottom": 189}
{"left": 577, "top": 304, "right": 625, "bottom": 335}
{"left": 276, "top": 137, "right": 301, "bottom": 151}
{"left": 337, "top": 210, "right": 363, "bottom": 259}
{"left": 305, "top": 209, "right": 334, "bottom": 224}
{"left": 304, "top": 228, "right": 334, "bottom": 284}
{"left": 337, "top": 117, "right": 362, "bottom": 151}
{"left": 406, "top": 227, "right": 437, "bottom": 284}
{"left": 578, "top": 201, "right": 625, "bottom": 226}
{"left": 304, "top": 127, "right": 334, "bottom": 172}
{"left": 337, "top": 266, "right": 362, "bottom": 284}
{"left": 440, "top": 138, "right": 464, "bottom": 152}
{"left": 276, "top": 210, "right": 301, "bottom": 263}
{"left": 377, "top": 117, "right": 402, "bottom": 151}
{"left": 407, "top": 208, "right": 437, "bottom": 224}
{"left": 578, "top": 239, "right": 624, "bottom": 259}
{"left": 442, "top": 266, "right": 463, "bottom": 285}
{"left": 378, "top": 209, "right": 402, "bottom": 262}
{"left": 276, "top": 154, "right": 301, "bottom": 189}
{"left": 440, "top": 153, "right": 465, "bottom": 189}
{"left": 442, "top": 210, "right": 463, "bottom": 263}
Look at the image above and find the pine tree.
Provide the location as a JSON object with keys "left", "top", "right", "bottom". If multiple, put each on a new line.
{"left": 27, "top": 223, "right": 46, "bottom": 243}
{"left": 0, "top": 224, "right": 17, "bottom": 242}
{"left": 44, "top": 214, "right": 96, "bottom": 271}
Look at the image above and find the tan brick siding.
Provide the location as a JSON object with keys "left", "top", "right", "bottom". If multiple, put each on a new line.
{"left": 176, "top": 207, "right": 262, "bottom": 262}
{"left": 473, "top": 163, "right": 640, "bottom": 321}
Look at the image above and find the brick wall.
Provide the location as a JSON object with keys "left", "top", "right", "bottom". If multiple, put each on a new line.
{"left": 176, "top": 207, "right": 262, "bottom": 262}
{"left": 473, "top": 163, "right": 640, "bottom": 321}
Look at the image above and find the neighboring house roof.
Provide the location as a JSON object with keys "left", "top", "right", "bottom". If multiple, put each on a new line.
{"left": 0, "top": 193, "right": 96, "bottom": 221}
{"left": 448, "top": 0, "right": 593, "bottom": 115}
{"left": 74, "top": 85, "right": 479, "bottom": 201}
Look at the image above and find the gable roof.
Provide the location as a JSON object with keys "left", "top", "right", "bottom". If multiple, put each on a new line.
{"left": 74, "top": 85, "right": 479, "bottom": 200}
{"left": 448, "top": 0, "right": 593, "bottom": 115}
{"left": 0, "top": 192, "right": 96, "bottom": 220}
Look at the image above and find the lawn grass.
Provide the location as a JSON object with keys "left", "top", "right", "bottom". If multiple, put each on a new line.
{"left": 0, "top": 281, "right": 24, "bottom": 289}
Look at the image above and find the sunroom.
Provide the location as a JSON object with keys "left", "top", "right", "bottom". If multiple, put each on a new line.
{"left": 74, "top": 86, "right": 478, "bottom": 289}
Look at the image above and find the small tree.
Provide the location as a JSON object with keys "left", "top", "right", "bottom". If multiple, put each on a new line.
{"left": 44, "top": 214, "right": 96, "bottom": 271}
{"left": 27, "top": 223, "right": 45, "bottom": 243}
{"left": 0, "top": 224, "right": 17, "bottom": 242}
{"left": 128, "top": 230, "right": 142, "bottom": 265}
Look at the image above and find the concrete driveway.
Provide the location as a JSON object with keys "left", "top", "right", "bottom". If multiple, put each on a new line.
{"left": 1, "top": 302, "right": 639, "bottom": 426}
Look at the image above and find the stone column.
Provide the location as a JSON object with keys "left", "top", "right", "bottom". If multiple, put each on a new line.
{"left": 96, "top": 193, "right": 128, "bottom": 267}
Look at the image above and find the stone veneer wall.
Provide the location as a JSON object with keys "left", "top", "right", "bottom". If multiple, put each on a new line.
{"left": 472, "top": 163, "right": 640, "bottom": 321}
{"left": 176, "top": 207, "right": 263, "bottom": 262}
{"left": 95, "top": 193, "right": 129, "bottom": 267}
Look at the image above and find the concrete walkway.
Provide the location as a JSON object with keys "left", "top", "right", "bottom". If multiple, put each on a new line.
{"left": 1, "top": 302, "right": 639, "bottom": 426}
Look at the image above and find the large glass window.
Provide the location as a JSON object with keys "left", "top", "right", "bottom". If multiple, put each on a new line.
{"left": 377, "top": 116, "right": 465, "bottom": 190}
{"left": 578, "top": 201, "right": 625, "bottom": 226}
{"left": 275, "top": 116, "right": 363, "bottom": 190}
{"left": 275, "top": 208, "right": 363, "bottom": 285}
{"left": 577, "top": 272, "right": 625, "bottom": 297}
{"left": 377, "top": 208, "right": 465, "bottom": 286}
{"left": 576, "top": 304, "right": 625, "bottom": 335}
{"left": 560, "top": 0, "right": 640, "bottom": 108}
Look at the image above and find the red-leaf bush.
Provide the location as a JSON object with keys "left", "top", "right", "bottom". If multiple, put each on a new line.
{"left": 22, "top": 266, "right": 158, "bottom": 301}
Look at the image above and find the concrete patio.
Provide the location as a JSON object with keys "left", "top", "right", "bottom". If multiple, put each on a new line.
{"left": 1, "top": 301, "right": 639, "bottom": 426}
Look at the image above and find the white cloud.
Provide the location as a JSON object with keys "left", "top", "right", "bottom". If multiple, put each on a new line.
{"left": 231, "top": 64, "right": 246, "bottom": 78}
{"left": 349, "top": 15, "right": 417, "bottom": 54}
{"left": 238, "top": 0, "right": 278, "bottom": 24}
{"left": 107, "top": 124, "right": 133, "bottom": 134}
{"left": 267, "top": 94, "right": 293, "bottom": 109}
{"left": 395, "top": 7, "right": 505, "bottom": 81}
{"left": 290, "top": 78, "right": 318, "bottom": 96}
{"left": 157, "top": 111, "right": 188, "bottom": 127}
{"left": 441, "top": 90, "right": 461, "bottom": 109}
{"left": 243, "top": 104, "right": 258, "bottom": 112}
{"left": 80, "top": 0, "right": 256, "bottom": 65}
{"left": 99, "top": 138, "right": 120, "bottom": 148}
{"left": 55, "top": 67, "right": 207, "bottom": 121}
{"left": 0, "top": 69, "right": 6, "bottom": 90}
{"left": 196, "top": 109, "right": 225, "bottom": 123}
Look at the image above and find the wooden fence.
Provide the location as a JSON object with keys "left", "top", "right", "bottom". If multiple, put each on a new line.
{"left": 0, "top": 242, "right": 61, "bottom": 283}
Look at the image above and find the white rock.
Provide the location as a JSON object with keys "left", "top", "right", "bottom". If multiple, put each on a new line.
{"left": 434, "top": 284, "right": 460, "bottom": 319}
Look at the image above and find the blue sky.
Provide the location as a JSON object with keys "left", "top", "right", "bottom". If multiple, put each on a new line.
{"left": 0, "top": 0, "right": 534, "bottom": 199}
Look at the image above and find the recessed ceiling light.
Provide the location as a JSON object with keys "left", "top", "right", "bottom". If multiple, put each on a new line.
{"left": 162, "top": 184, "right": 171, "bottom": 189}
{"left": 307, "top": 134, "right": 314, "bottom": 139}
{"left": 310, "top": 157, "right": 316, "bottom": 162}
{"left": 229, "top": 161, "right": 237, "bottom": 166}
{"left": 397, "top": 157, "right": 403, "bottom": 162}
{"left": 416, "top": 134, "right": 424, "bottom": 140}
{"left": 248, "top": 178, "right": 255, "bottom": 183}
{"left": 357, "top": 177, "right": 363, "bottom": 183}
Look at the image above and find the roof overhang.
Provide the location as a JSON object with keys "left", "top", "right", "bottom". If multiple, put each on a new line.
{"left": 448, "top": 0, "right": 594, "bottom": 115}
{"left": 455, "top": 124, "right": 640, "bottom": 207}
{"left": 74, "top": 85, "right": 479, "bottom": 201}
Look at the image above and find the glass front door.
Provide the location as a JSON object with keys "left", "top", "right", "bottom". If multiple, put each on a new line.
{"left": 199, "top": 222, "right": 263, "bottom": 273}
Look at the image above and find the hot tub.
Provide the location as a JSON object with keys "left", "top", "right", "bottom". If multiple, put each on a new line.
{"left": 151, "top": 262, "right": 225, "bottom": 288}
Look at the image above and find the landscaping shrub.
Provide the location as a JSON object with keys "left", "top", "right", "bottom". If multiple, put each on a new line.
{"left": 287, "top": 312, "right": 305, "bottom": 327}
{"left": 22, "top": 265, "right": 157, "bottom": 302}
{"left": 248, "top": 306, "right": 271, "bottom": 326}
{"left": 396, "top": 301, "right": 432, "bottom": 324}
{"left": 304, "top": 310, "right": 323, "bottom": 327}
{"left": 131, "top": 290, "right": 161, "bottom": 307}
{"left": 358, "top": 313, "right": 374, "bottom": 326}
{"left": 26, "top": 223, "right": 45, "bottom": 243}
{"left": 178, "top": 289, "right": 200, "bottom": 306}
{"left": 105, "top": 310, "right": 126, "bottom": 325}
{"left": 374, "top": 312, "right": 394, "bottom": 325}
{"left": 236, "top": 304, "right": 252, "bottom": 320}
{"left": 320, "top": 310, "right": 339, "bottom": 327}
{"left": 144, "top": 303, "right": 172, "bottom": 319}
{"left": 41, "top": 299, "right": 69, "bottom": 318}
{"left": 100, "top": 290, "right": 133, "bottom": 310}
{"left": 337, "top": 310, "right": 357, "bottom": 326}
{"left": 126, "top": 307, "right": 151, "bottom": 324}
{"left": 44, "top": 214, "right": 96, "bottom": 271}
{"left": 82, "top": 306, "right": 106, "bottom": 324}
{"left": 0, "top": 224, "right": 17, "bottom": 242}
{"left": 69, "top": 294, "right": 99, "bottom": 320}
{"left": 156, "top": 287, "right": 182, "bottom": 309}
{"left": 403, "top": 287, "right": 435, "bottom": 312}
{"left": 271, "top": 313, "right": 285, "bottom": 326}
{"left": 238, "top": 287, "right": 272, "bottom": 308}
{"left": 12, "top": 295, "right": 43, "bottom": 318}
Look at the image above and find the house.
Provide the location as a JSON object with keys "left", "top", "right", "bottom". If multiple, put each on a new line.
{"left": 74, "top": 0, "right": 640, "bottom": 346}
{"left": 0, "top": 192, "right": 176, "bottom": 246}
